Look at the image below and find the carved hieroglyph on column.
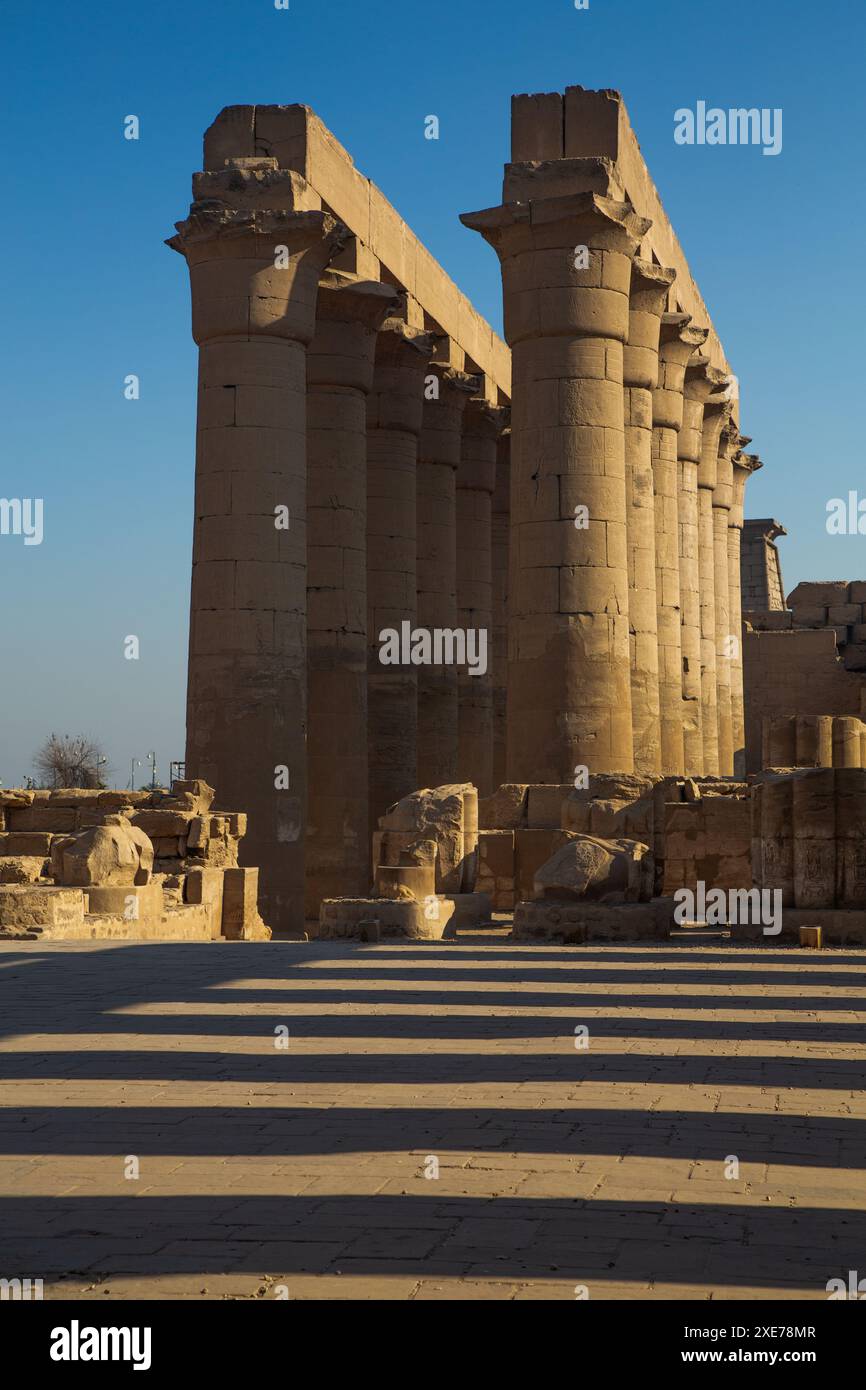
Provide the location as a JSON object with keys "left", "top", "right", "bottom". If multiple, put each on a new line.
{"left": 463, "top": 170, "right": 650, "bottom": 780}
{"left": 698, "top": 395, "right": 733, "bottom": 776}
{"left": 652, "top": 314, "right": 708, "bottom": 775}
{"left": 730, "top": 448, "right": 761, "bottom": 778}
{"left": 623, "top": 259, "right": 675, "bottom": 774}
{"left": 306, "top": 271, "right": 397, "bottom": 916}
{"left": 417, "top": 365, "right": 480, "bottom": 788}
{"left": 491, "top": 428, "right": 510, "bottom": 789}
{"left": 168, "top": 161, "right": 345, "bottom": 932}
{"left": 679, "top": 356, "right": 729, "bottom": 777}
{"left": 366, "top": 319, "right": 435, "bottom": 831}
{"left": 457, "top": 399, "right": 509, "bottom": 796}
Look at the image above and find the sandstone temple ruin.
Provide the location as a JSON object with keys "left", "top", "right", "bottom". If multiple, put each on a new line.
{"left": 2, "top": 86, "right": 864, "bottom": 948}
{"left": 163, "top": 87, "right": 763, "bottom": 936}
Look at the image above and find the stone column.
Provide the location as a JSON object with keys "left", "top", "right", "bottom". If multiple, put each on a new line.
{"left": 168, "top": 162, "right": 345, "bottom": 932}
{"left": 463, "top": 181, "right": 650, "bottom": 780}
{"left": 623, "top": 259, "right": 675, "bottom": 775}
{"left": 679, "top": 358, "right": 729, "bottom": 776}
{"left": 305, "top": 272, "right": 397, "bottom": 917}
{"left": 698, "top": 397, "right": 733, "bottom": 777}
{"left": 491, "top": 429, "right": 510, "bottom": 789}
{"left": 713, "top": 418, "right": 743, "bottom": 776}
{"left": 457, "top": 399, "right": 508, "bottom": 796}
{"left": 730, "top": 447, "right": 760, "bottom": 779}
{"left": 366, "top": 319, "right": 434, "bottom": 831}
{"left": 652, "top": 314, "right": 708, "bottom": 775}
{"left": 417, "top": 366, "right": 479, "bottom": 788}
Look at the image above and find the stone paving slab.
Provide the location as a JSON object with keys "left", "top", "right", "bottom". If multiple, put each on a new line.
{"left": 0, "top": 934, "right": 864, "bottom": 1299}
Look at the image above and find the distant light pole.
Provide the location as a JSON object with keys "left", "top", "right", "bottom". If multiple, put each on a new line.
{"left": 94, "top": 756, "right": 108, "bottom": 789}
{"left": 147, "top": 751, "right": 157, "bottom": 790}
{"left": 129, "top": 757, "right": 142, "bottom": 792}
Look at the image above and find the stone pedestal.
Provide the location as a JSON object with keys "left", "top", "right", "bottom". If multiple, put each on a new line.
{"left": 306, "top": 272, "right": 397, "bottom": 917}
{"left": 366, "top": 319, "right": 435, "bottom": 829}
{"left": 463, "top": 174, "right": 650, "bottom": 780}
{"left": 652, "top": 315, "right": 708, "bottom": 774}
{"left": 168, "top": 162, "right": 345, "bottom": 931}
{"left": 417, "top": 366, "right": 479, "bottom": 787}
{"left": 623, "top": 259, "right": 675, "bottom": 775}
{"left": 491, "top": 429, "right": 511, "bottom": 789}
{"left": 457, "top": 400, "right": 508, "bottom": 796}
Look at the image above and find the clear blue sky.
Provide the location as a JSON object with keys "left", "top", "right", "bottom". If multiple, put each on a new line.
{"left": 2, "top": 0, "right": 862, "bottom": 787}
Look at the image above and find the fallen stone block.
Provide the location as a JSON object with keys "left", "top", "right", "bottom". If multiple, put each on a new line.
{"left": 533, "top": 835, "right": 653, "bottom": 904}
{"left": 52, "top": 815, "right": 154, "bottom": 887}
{"left": 185, "top": 867, "right": 225, "bottom": 939}
{"left": 222, "top": 866, "right": 270, "bottom": 939}
{"left": 478, "top": 783, "right": 528, "bottom": 830}
{"left": 512, "top": 898, "right": 673, "bottom": 943}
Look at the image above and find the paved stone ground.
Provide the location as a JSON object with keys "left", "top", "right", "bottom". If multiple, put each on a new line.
{"left": 0, "top": 930, "right": 864, "bottom": 1300}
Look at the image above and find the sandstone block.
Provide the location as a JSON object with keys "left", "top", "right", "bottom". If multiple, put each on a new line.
{"left": 223, "top": 866, "right": 270, "bottom": 939}
{"left": 789, "top": 605, "right": 828, "bottom": 627}
{"left": 478, "top": 783, "right": 528, "bottom": 830}
{"left": 132, "top": 809, "right": 196, "bottom": 837}
{"left": 0, "top": 885, "right": 86, "bottom": 936}
{"left": 525, "top": 785, "right": 573, "bottom": 829}
{"left": 787, "top": 581, "right": 849, "bottom": 608}
{"left": 5, "top": 832, "right": 52, "bottom": 856}
{"left": 184, "top": 867, "right": 225, "bottom": 939}
{"left": 533, "top": 835, "right": 652, "bottom": 904}
{"left": 0, "top": 856, "right": 48, "bottom": 884}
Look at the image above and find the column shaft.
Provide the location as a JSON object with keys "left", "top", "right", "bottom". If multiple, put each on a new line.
{"left": 417, "top": 368, "right": 478, "bottom": 787}
{"left": 456, "top": 400, "right": 506, "bottom": 796}
{"left": 169, "top": 164, "right": 344, "bottom": 932}
{"left": 305, "top": 274, "right": 396, "bottom": 917}
{"left": 491, "top": 431, "right": 510, "bottom": 788}
{"left": 366, "top": 321, "right": 434, "bottom": 828}
{"left": 623, "top": 259, "right": 674, "bottom": 774}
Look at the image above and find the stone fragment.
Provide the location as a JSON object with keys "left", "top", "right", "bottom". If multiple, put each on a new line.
{"left": 533, "top": 835, "right": 652, "bottom": 904}
{"left": 52, "top": 815, "right": 154, "bottom": 887}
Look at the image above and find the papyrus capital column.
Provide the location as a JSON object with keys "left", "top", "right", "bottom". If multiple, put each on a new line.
{"left": 463, "top": 177, "right": 651, "bottom": 779}
{"left": 168, "top": 161, "right": 346, "bottom": 932}
{"left": 457, "top": 399, "right": 509, "bottom": 796}
{"left": 694, "top": 378, "right": 732, "bottom": 777}
{"left": 366, "top": 318, "right": 435, "bottom": 829}
{"left": 730, "top": 447, "right": 761, "bottom": 778}
{"left": 623, "top": 258, "right": 675, "bottom": 774}
{"left": 679, "top": 354, "right": 725, "bottom": 776}
{"left": 417, "top": 363, "right": 480, "bottom": 788}
{"left": 306, "top": 271, "right": 397, "bottom": 916}
{"left": 713, "top": 416, "right": 747, "bottom": 775}
{"left": 652, "top": 314, "right": 708, "bottom": 774}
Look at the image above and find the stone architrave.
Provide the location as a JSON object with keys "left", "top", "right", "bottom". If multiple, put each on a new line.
{"left": 168, "top": 160, "right": 346, "bottom": 932}
{"left": 463, "top": 166, "right": 651, "bottom": 780}
{"left": 305, "top": 271, "right": 398, "bottom": 916}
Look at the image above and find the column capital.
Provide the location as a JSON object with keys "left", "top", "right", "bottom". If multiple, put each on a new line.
{"left": 459, "top": 400, "right": 509, "bottom": 494}
{"left": 654, "top": 316, "right": 709, "bottom": 431}
{"left": 624, "top": 259, "right": 677, "bottom": 389}
{"left": 167, "top": 166, "right": 347, "bottom": 345}
{"left": 462, "top": 191, "right": 650, "bottom": 346}
{"left": 462, "top": 398, "right": 511, "bottom": 440}
{"left": 308, "top": 273, "right": 399, "bottom": 393}
{"left": 698, "top": 398, "right": 733, "bottom": 490}
{"left": 731, "top": 451, "right": 762, "bottom": 522}
{"left": 367, "top": 319, "right": 437, "bottom": 436}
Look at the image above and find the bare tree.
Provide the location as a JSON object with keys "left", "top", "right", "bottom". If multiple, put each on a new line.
{"left": 33, "top": 734, "right": 109, "bottom": 789}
